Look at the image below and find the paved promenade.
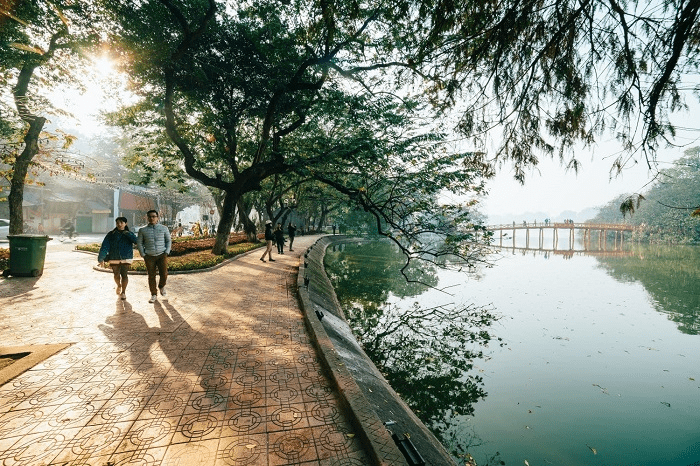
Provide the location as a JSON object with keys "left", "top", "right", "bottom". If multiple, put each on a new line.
{"left": 0, "top": 235, "right": 371, "bottom": 466}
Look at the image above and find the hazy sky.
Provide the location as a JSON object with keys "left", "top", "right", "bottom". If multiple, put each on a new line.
{"left": 480, "top": 115, "right": 700, "bottom": 223}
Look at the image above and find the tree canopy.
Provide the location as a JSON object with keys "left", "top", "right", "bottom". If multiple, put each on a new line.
{"left": 101, "top": 0, "right": 492, "bottom": 263}
{"left": 410, "top": 0, "right": 700, "bottom": 179}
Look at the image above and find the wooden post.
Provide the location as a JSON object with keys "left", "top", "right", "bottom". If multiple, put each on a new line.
{"left": 526, "top": 227, "right": 530, "bottom": 249}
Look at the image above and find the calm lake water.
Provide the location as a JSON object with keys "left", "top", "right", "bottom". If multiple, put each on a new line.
{"left": 325, "top": 241, "right": 700, "bottom": 466}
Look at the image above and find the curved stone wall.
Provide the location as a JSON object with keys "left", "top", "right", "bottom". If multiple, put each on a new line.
{"left": 297, "top": 235, "right": 457, "bottom": 466}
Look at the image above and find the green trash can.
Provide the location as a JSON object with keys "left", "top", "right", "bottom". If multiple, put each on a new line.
{"left": 5, "top": 234, "right": 53, "bottom": 277}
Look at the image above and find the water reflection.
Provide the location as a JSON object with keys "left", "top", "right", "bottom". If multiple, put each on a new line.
{"left": 328, "top": 241, "right": 700, "bottom": 466}
{"left": 324, "top": 240, "right": 502, "bottom": 453}
{"left": 594, "top": 245, "right": 700, "bottom": 335}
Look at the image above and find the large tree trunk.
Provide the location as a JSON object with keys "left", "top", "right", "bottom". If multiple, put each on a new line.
{"left": 212, "top": 191, "right": 237, "bottom": 255}
{"left": 237, "top": 197, "right": 258, "bottom": 242}
{"left": 317, "top": 205, "right": 329, "bottom": 232}
{"left": 8, "top": 117, "right": 46, "bottom": 235}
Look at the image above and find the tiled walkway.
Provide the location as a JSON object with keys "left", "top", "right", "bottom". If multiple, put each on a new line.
{"left": 0, "top": 235, "right": 371, "bottom": 466}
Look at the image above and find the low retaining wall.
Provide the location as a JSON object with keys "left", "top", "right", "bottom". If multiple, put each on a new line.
{"left": 297, "top": 236, "right": 458, "bottom": 466}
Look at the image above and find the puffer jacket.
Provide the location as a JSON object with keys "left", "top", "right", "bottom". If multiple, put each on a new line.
{"left": 137, "top": 223, "right": 171, "bottom": 256}
{"left": 98, "top": 229, "right": 138, "bottom": 262}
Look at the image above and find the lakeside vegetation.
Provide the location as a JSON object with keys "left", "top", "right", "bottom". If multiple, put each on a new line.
{"left": 590, "top": 147, "right": 700, "bottom": 244}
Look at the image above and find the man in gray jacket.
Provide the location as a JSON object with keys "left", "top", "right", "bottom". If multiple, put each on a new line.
{"left": 137, "top": 210, "right": 172, "bottom": 303}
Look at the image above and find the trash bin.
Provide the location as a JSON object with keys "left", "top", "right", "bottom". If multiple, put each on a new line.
{"left": 5, "top": 234, "right": 53, "bottom": 277}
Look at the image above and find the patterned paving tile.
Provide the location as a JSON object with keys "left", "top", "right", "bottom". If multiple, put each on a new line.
{"left": 0, "top": 236, "right": 373, "bottom": 466}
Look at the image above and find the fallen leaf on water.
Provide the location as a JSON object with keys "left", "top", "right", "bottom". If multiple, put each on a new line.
{"left": 690, "top": 377, "right": 695, "bottom": 381}
{"left": 586, "top": 444, "right": 597, "bottom": 455}
{"left": 524, "top": 460, "right": 530, "bottom": 466}
{"left": 661, "top": 402, "right": 671, "bottom": 408}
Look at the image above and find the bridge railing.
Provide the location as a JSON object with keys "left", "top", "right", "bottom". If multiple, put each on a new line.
{"left": 486, "top": 222, "right": 635, "bottom": 231}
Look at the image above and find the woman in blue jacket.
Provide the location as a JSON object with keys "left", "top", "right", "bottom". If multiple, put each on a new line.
{"left": 98, "top": 217, "right": 138, "bottom": 300}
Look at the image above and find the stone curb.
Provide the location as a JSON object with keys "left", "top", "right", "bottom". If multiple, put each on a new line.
{"left": 297, "top": 238, "right": 410, "bottom": 466}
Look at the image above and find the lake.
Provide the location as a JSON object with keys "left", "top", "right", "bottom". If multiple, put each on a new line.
{"left": 324, "top": 240, "right": 700, "bottom": 466}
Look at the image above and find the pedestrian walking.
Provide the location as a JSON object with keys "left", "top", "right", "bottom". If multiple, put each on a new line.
{"left": 287, "top": 223, "right": 296, "bottom": 251}
{"left": 137, "top": 210, "right": 172, "bottom": 303}
{"left": 274, "top": 222, "right": 285, "bottom": 254}
{"left": 260, "top": 220, "right": 275, "bottom": 262}
{"left": 98, "top": 217, "right": 138, "bottom": 300}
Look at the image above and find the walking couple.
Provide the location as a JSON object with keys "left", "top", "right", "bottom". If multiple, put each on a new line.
{"left": 98, "top": 210, "right": 171, "bottom": 303}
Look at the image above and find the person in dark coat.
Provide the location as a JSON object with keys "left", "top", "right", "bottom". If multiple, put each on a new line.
{"left": 287, "top": 223, "right": 296, "bottom": 251}
{"left": 98, "top": 217, "right": 138, "bottom": 300}
{"left": 274, "top": 223, "right": 285, "bottom": 254}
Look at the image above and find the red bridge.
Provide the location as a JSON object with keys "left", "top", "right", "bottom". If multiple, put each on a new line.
{"left": 486, "top": 222, "right": 636, "bottom": 250}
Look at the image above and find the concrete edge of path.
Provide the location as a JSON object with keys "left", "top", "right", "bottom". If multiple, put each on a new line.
{"left": 0, "top": 343, "right": 72, "bottom": 387}
{"left": 297, "top": 236, "right": 459, "bottom": 466}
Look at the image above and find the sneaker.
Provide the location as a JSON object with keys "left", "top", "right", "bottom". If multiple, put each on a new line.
{"left": 269, "top": 258, "right": 275, "bottom": 261}
{"left": 160, "top": 288, "right": 167, "bottom": 297}
{"left": 121, "top": 293, "right": 126, "bottom": 300}
{"left": 116, "top": 285, "right": 121, "bottom": 295}
{"left": 260, "top": 258, "right": 265, "bottom": 262}
{"left": 149, "top": 295, "right": 157, "bottom": 303}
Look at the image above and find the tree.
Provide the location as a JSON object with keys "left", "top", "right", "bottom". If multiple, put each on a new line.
{"left": 1, "top": 0, "right": 100, "bottom": 234}
{"left": 592, "top": 147, "right": 700, "bottom": 242}
{"left": 628, "top": 147, "right": 700, "bottom": 242}
{"left": 102, "top": 0, "right": 700, "bottom": 263}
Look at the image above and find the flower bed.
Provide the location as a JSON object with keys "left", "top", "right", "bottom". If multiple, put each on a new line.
{"left": 80, "top": 233, "right": 266, "bottom": 272}
{"left": 76, "top": 232, "right": 263, "bottom": 256}
{"left": 130, "top": 242, "right": 262, "bottom": 272}
{"left": 169, "top": 232, "right": 261, "bottom": 256}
